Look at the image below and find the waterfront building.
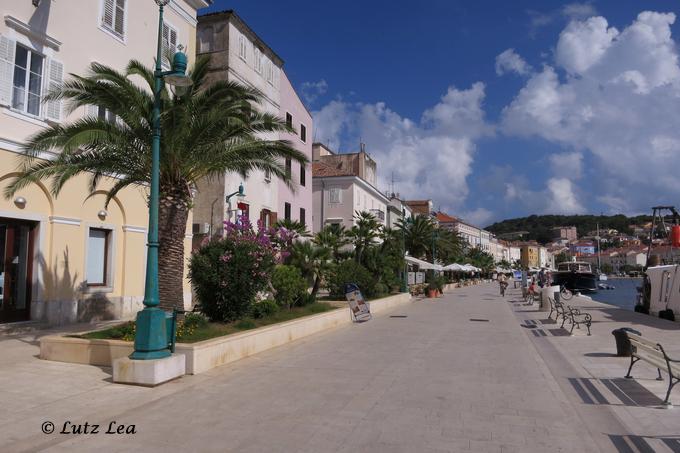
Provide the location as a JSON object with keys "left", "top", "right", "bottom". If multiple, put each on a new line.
{"left": 311, "top": 143, "right": 388, "bottom": 232}
{"left": 570, "top": 241, "right": 596, "bottom": 256}
{"left": 404, "top": 200, "right": 434, "bottom": 218}
{"left": 519, "top": 243, "right": 540, "bottom": 268}
{"left": 435, "top": 212, "right": 457, "bottom": 232}
{"left": 386, "top": 194, "right": 413, "bottom": 229}
{"left": 0, "top": 0, "right": 206, "bottom": 325}
{"left": 552, "top": 226, "right": 578, "bottom": 242}
{"left": 454, "top": 219, "right": 482, "bottom": 249}
{"left": 508, "top": 244, "right": 522, "bottom": 266}
{"left": 537, "top": 246, "right": 554, "bottom": 269}
{"left": 193, "top": 10, "right": 312, "bottom": 236}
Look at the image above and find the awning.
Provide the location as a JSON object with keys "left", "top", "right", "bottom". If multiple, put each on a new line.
{"left": 405, "top": 256, "right": 442, "bottom": 271}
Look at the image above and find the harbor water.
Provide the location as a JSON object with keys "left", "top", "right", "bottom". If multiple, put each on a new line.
{"left": 588, "top": 278, "right": 642, "bottom": 311}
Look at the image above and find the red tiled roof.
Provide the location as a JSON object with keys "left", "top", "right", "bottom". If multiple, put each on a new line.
{"left": 435, "top": 211, "right": 457, "bottom": 223}
{"left": 312, "top": 161, "right": 353, "bottom": 177}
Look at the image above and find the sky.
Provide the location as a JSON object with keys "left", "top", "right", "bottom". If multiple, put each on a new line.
{"left": 204, "top": 0, "right": 680, "bottom": 227}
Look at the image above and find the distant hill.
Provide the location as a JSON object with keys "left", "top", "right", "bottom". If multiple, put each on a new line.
{"left": 485, "top": 214, "right": 652, "bottom": 244}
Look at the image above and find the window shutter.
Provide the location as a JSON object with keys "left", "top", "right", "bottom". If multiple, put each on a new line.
{"left": 102, "top": 0, "right": 114, "bottom": 28}
{"left": 0, "top": 35, "right": 15, "bottom": 106}
{"left": 169, "top": 28, "right": 177, "bottom": 52}
{"left": 114, "top": 0, "right": 126, "bottom": 36}
{"left": 86, "top": 105, "right": 99, "bottom": 117}
{"left": 45, "top": 59, "right": 63, "bottom": 122}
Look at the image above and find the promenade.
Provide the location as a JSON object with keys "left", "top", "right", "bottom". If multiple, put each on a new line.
{"left": 1, "top": 284, "right": 679, "bottom": 452}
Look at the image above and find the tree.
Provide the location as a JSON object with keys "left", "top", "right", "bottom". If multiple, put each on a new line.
{"left": 274, "top": 219, "right": 310, "bottom": 240}
{"left": 466, "top": 247, "right": 495, "bottom": 272}
{"left": 396, "top": 215, "right": 435, "bottom": 259}
{"left": 346, "top": 211, "right": 382, "bottom": 264}
{"left": 434, "top": 228, "right": 466, "bottom": 264}
{"left": 288, "top": 240, "right": 331, "bottom": 297}
{"left": 4, "top": 58, "right": 307, "bottom": 310}
{"left": 313, "top": 224, "right": 349, "bottom": 263}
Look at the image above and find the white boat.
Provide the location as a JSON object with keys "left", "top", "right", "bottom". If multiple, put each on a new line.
{"left": 642, "top": 264, "right": 680, "bottom": 321}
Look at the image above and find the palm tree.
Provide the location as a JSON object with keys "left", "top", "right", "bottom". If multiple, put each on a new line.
{"left": 347, "top": 211, "right": 382, "bottom": 264}
{"left": 274, "top": 219, "right": 310, "bottom": 239}
{"left": 288, "top": 241, "right": 331, "bottom": 297}
{"left": 3, "top": 57, "right": 308, "bottom": 310}
{"left": 397, "top": 215, "right": 435, "bottom": 259}
{"left": 313, "top": 224, "right": 349, "bottom": 263}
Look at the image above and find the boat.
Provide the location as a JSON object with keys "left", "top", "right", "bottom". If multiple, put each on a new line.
{"left": 551, "top": 261, "right": 598, "bottom": 293}
{"left": 640, "top": 264, "right": 679, "bottom": 321}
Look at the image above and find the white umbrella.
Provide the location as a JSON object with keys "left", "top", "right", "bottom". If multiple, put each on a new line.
{"left": 405, "top": 256, "right": 438, "bottom": 270}
{"left": 444, "top": 263, "right": 465, "bottom": 271}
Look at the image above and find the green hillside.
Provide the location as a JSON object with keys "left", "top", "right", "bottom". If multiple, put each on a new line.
{"left": 485, "top": 214, "right": 652, "bottom": 244}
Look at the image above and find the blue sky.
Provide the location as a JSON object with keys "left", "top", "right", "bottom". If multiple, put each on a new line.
{"left": 204, "top": 1, "right": 680, "bottom": 227}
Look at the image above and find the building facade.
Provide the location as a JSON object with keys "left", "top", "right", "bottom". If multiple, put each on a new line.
{"left": 552, "top": 226, "right": 578, "bottom": 241}
{"left": 195, "top": 10, "right": 312, "bottom": 238}
{"left": 311, "top": 143, "right": 388, "bottom": 232}
{"left": 0, "top": 0, "right": 206, "bottom": 325}
{"left": 520, "top": 243, "right": 540, "bottom": 268}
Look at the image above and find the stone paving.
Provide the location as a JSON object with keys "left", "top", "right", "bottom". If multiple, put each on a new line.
{"left": 0, "top": 283, "right": 678, "bottom": 452}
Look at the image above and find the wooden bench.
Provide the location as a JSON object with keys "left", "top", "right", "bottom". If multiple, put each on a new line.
{"left": 624, "top": 332, "right": 680, "bottom": 406}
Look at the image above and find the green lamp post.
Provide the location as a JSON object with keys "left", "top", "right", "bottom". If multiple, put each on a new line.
{"left": 131, "top": 0, "right": 193, "bottom": 360}
{"left": 400, "top": 208, "right": 409, "bottom": 293}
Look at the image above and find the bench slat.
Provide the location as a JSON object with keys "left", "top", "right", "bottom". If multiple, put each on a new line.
{"left": 627, "top": 333, "right": 660, "bottom": 349}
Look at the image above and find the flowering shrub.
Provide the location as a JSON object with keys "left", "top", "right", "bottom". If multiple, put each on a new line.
{"left": 189, "top": 217, "right": 278, "bottom": 321}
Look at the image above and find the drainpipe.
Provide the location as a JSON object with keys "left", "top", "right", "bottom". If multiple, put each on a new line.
{"left": 320, "top": 180, "right": 325, "bottom": 231}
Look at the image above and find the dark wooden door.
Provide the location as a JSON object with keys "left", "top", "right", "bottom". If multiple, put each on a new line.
{"left": 0, "top": 219, "right": 35, "bottom": 323}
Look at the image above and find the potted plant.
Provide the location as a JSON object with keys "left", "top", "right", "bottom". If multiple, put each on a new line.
{"left": 427, "top": 280, "right": 438, "bottom": 298}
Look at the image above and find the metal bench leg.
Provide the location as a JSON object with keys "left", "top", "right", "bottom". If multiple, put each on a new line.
{"left": 662, "top": 376, "right": 678, "bottom": 406}
{"left": 625, "top": 357, "right": 639, "bottom": 379}
{"left": 585, "top": 321, "right": 591, "bottom": 336}
{"left": 569, "top": 320, "right": 575, "bottom": 334}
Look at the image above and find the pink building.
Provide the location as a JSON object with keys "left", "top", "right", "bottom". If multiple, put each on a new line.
{"left": 278, "top": 71, "right": 312, "bottom": 228}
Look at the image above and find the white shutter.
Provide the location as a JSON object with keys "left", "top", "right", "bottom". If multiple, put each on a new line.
{"left": 45, "top": 59, "right": 63, "bottom": 122}
{"left": 0, "top": 35, "right": 15, "bottom": 106}
{"left": 114, "top": 0, "right": 126, "bottom": 36}
{"left": 86, "top": 105, "right": 99, "bottom": 117}
{"left": 169, "top": 28, "right": 177, "bottom": 52}
{"left": 102, "top": 0, "right": 114, "bottom": 28}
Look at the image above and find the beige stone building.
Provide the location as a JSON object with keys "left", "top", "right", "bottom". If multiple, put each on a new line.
{"left": 0, "top": 0, "right": 207, "bottom": 325}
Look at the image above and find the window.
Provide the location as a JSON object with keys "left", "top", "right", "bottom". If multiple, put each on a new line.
{"left": 264, "top": 168, "right": 271, "bottom": 183}
{"left": 285, "top": 158, "right": 291, "bottom": 178}
{"left": 238, "top": 34, "right": 247, "bottom": 61}
{"left": 162, "top": 22, "right": 178, "bottom": 67}
{"left": 329, "top": 188, "right": 341, "bottom": 203}
{"left": 86, "top": 228, "right": 110, "bottom": 286}
{"left": 300, "top": 124, "right": 307, "bottom": 142}
{"left": 300, "top": 163, "right": 305, "bottom": 186}
{"left": 101, "top": 0, "right": 126, "bottom": 39}
{"left": 299, "top": 208, "right": 306, "bottom": 226}
{"left": 11, "top": 44, "right": 43, "bottom": 116}
{"left": 285, "top": 112, "right": 292, "bottom": 128}
{"left": 284, "top": 202, "right": 291, "bottom": 221}
{"left": 254, "top": 48, "right": 262, "bottom": 73}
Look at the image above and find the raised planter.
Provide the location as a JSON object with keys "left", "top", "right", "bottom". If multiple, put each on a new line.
{"left": 40, "top": 293, "right": 412, "bottom": 374}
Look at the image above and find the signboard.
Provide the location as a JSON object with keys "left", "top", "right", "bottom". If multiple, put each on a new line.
{"left": 344, "top": 283, "right": 371, "bottom": 322}
{"left": 416, "top": 272, "right": 425, "bottom": 284}
{"left": 408, "top": 272, "right": 415, "bottom": 285}
{"left": 513, "top": 270, "right": 522, "bottom": 281}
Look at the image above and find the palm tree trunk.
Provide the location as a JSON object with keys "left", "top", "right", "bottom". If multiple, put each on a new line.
{"left": 311, "top": 275, "right": 320, "bottom": 297}
{"left": 158, "top": 188, "right": 190, "bottom": 311}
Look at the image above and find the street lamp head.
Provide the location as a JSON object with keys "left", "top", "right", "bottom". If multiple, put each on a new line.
{"left": 164, "top": 52, "right": 193, "bottom": 88}
{"left": 155, "top": 0, "right": 171, "bottom": 6}
{"left": 237, "top": 182, "right": 246, "bottom": 199}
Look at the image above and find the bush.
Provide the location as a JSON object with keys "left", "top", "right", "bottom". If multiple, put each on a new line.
{"left": 327, "top": 260, "right": 375, "bottom": 298}
{"left": 272, "top": 265, "right": 308, "bottom": 309}
{"left": 251, "top": 299, "right": 279, "bottom": 319}
{"left": 189, "top": 221, "right": 277, "bottom": 322}
{"left": 183, "top": 312, "right": 209, "bottom": 329}
{"left": 373, "top": 282, "right": 389, "bottom": 297}
{"left": 297, "top": 292, "right": 316, "bottom": 307}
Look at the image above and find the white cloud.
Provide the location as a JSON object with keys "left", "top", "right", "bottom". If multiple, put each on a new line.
{"left": 562, "top": 2, "right": 597, "bottom": 21}
{"left": 546, "top": 178, "right": 585, "bottom": 213}
{"left": 300, "top": 79, "right": 328, "bottom": 104}
{"left": 460, "top": 208, "right": 494, "bottom": 227}
{"left": 555, "top": 16, "right": 618, "bottom": 74}
{"left": 311, "top": 100, "right": 351, "bottom": 150}
{"left": 312, "top": 84, "right": 490, "bottom": 214}
{"left": 495, "top": 49, "right": 532, "bottom": 76}
{"left": 549, "top": 152, "right": 583, "bottom": 178}
{"left": 502, "top": 11, "right": 680, "bottom": 213}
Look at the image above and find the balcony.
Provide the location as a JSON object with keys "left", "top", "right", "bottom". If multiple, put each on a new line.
{"left": 369, "top": 209, "right": 385, "bottom": 221}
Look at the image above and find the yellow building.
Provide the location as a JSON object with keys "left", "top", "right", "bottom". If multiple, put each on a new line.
{"left": 0, "top": 0, "right": 208, "bottom": 325}
{"left": 520, "top": 244, "right": 540, "bottom": 269}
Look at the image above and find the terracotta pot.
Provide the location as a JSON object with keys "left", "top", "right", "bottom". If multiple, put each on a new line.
{"left": 427, "top": 289, "right": 437, "bottom": 298}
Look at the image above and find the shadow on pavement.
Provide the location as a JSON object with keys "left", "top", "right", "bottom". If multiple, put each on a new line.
{"left": 608, "top": 434, "right": 680, "bottom": 453}
{"left": 569, "top": 377, "right": 664, "bottom": 407}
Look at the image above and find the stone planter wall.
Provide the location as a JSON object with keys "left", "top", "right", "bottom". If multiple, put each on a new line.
{"left": 40, "top": 293, "right": 413, "bottom": 374}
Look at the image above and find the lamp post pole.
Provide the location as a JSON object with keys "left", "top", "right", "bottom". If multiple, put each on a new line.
{"left": 131, "top": 1, "right": 190, "bottom": 360}
{"left": 401, "top": 208, "right": 408, "bottom": 293}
